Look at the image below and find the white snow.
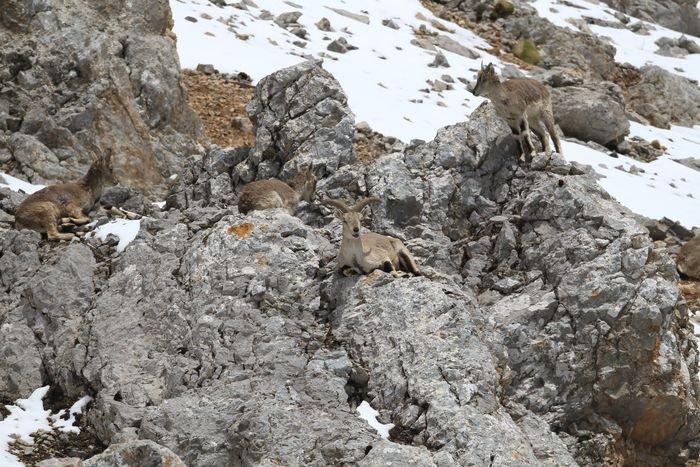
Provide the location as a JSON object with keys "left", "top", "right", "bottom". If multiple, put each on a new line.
{"left": 171, "top": 0, "right": 508, "bottom": 142}
{"left": 357, "top": 401, "right": 394, "bottom": 439}
{"left": 530, "top": 0, "right": 700, "bottom": 81}
{"left": 88, "top": 219, "right": 141, "bottom": 253}
{"left": 170, "top": 0, "right": 700, "bottom": 229}
{"left": 562, "top": 140, "right": 700, "bottom": 227}
{"left": 49, "top": 396, "right": 93, "bottom": 434}
{"left": 0, "top": 172, "right": 45, "bottom": 194}
{"left": 0, "top": 387, "right": 91, "bottom": 467}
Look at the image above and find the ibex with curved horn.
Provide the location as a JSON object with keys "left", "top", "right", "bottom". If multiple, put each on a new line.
{"left": 323, "top": 196, "right": 421, "bottom": 277}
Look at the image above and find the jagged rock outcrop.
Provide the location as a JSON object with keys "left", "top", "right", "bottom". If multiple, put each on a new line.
{"left": 0, "top": 0, "right": 202, "bottom": 194}
{"left": 239, "top": 59, "right": 356, "bottom": 183}
{"left": 601, "top": 0, "right": 700, "bottom": 36}
{"left": 552, "top": 85, "right": 630, "bottom": 147}
{"left": 1, "top": 61, "right": 698, "bottom": 466}
{"left": 624, "top": 65, "right": 700, "bottom": 128}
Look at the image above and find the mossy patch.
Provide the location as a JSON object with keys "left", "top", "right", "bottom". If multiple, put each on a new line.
{"left": 493, "top": 0, "right": 515, "bottom": 17}
{"left": 514, "top": 39, "right": 540, "bottom": 65}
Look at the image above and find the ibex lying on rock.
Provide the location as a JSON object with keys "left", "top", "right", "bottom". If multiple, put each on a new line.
{"left": 239, "top": 168, "right": 316, "bottom": 215}
{"left": 473, "top": 63, "right": 562, "bottom": 162}
{"left": 323, "top": 196, "right": 421, "bottom": 277}
{"left": 15, "top": 152, "right": 117, "bottom": 241}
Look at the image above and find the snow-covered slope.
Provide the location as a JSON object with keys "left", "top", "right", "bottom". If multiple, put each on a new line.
{"left": 531, "top": 0, "right": 700, "bottom": 81}
{"left": 171, "top": 0, "right": 502, "bottom": 141}
{"left": 179, "top": 0, "right": 700, "bottom": 229}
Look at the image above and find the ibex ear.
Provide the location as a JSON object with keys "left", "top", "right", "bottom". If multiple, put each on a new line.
{"left": 102, "top": 149, "right": 112, "bottom": 170}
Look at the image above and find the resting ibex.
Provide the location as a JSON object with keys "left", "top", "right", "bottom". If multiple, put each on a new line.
{"left": 239, "top": 168, "right": 316, "bottom": 215}
{"left": 323, "top": 196, "right": 421, "bottom": 277}
{"left": 15, "top": 152, "right": 117, "bottom": 240}
{"left": 473, "top": 63, "right": 562, "bottom": 162}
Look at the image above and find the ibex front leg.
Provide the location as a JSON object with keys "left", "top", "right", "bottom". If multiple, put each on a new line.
{"left": 518, "top": 117, "right": 535, "bottom": 165}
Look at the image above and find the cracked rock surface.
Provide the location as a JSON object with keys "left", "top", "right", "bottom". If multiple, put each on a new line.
{"left": 0, "top": 0, "right": 202, "bottom": 194}
{"left": 1, "top": 60, "right": 699, "bottom": 466}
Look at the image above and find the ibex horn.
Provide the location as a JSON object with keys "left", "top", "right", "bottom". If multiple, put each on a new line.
{"left": 351, "top": 197, "right": 380, "bottom": 212}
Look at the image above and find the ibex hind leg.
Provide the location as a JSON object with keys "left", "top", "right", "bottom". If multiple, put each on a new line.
{"left": 380, "top": 259, "right": 407, "bottom": 278}
{"left": 518, "top": 119, "right": 535, "bottom": 165}
{"left": 46, "top": 223, "right": 75, "bottom": 241}
{"left": 544, "top": 111, "right": 563, "bottom": 154}
{"left": 398, "top": 250, "right": 421, "bottom": 276}
{"left": 531, "top": 119, "right": 552, "bottom": 154}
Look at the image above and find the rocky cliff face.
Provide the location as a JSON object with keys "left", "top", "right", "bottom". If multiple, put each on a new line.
{"left": 1, "top": 60, "right": 698, "bottom": 466}
{"left": 0, "top": 0, "right": 202, "bottom": 194}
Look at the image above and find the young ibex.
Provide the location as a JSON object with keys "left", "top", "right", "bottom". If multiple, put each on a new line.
{"left": 473, "top": 63, "right": 562, "bottom": 162}
{"left": 14, "top": 152, "right": 117, "bottom": 240}
{"left": 323, "top": 196, "right": 421, "bottom": 277}
{"left": 238, "top": 168, "right": 316, "bottom": 215}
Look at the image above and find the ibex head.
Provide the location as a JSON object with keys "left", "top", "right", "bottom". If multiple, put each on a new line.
{"left": 322, "top": 196, "right": 380, "bottom": 239}
{"left": 87, "top": 147, "right": 118, "bottom": 187}
{"left": 472, "top": 62, "right": 498, "bottom": 97}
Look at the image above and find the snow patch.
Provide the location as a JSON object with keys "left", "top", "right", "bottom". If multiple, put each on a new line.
{"left": 88, "top": 219, "right": 141, "bottom": 253}
{"left": 0, "top": 387, "right": 91, "bottom": 467}
{"left": 530, "top": 0, "right": 700, "bottom": 82}
{"left": 0, "top": 172, "right": 45, "bottom": 195}
{"left": 562, "top": 140, "right": 700, "bottom": 228}
{"left": 170, "top": 0, "right": 507, "bottom": 142}
{"left": 49, "top": 396, "right": 93, "bottom": 434}
{"left": 357, "top": 401, "right": 394, "bottom": 439}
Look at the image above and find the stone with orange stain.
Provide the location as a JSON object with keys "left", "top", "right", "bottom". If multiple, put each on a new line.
{"left": 227, "top": 222, "right": 254, "bottom": 237}
{"left": 627, "top": 401, "right": 685, "bottom": 446}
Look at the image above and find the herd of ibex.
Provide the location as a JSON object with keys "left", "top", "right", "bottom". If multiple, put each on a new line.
{"left": 11, "top": 64, "right": 564, "bottom": 277}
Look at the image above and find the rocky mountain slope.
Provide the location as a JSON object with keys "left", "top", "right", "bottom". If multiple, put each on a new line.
{"left": 0, "top": 0, "right": 202, "bottom": 194}
{"left": 1, "top": 0, "right": 700, "bottom": 466}
{"left": 169, "top": 0, "right": 700, "bottom": 228}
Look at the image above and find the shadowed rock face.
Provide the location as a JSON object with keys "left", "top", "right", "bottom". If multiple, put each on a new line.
{"left": 0, "top": 0, "right": 202, "bottom": 194}
{"left": 0, "top": 62, "right": 698, "bottom": 466}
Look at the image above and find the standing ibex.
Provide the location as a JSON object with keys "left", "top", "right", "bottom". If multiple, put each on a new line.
{"left": 238, "top": 168, "right": 316, "bottom": 215}
{"left": 472, "top": 63, "right": 562, "bottom": 162}
{"left": 323, "top": 196, "right": 421, "bottom": 277}
{"left": 15, "top": 152, "right": 117, "bottom": 240}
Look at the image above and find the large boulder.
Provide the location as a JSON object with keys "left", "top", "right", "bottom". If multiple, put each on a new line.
{"left": 503, "top": 15, "right": 617, "bottom": 81}
{"left": 677, "top": 236, "right": 700, "bottom": 279}
{"left": 601, "top": 0, "right": 700, "bottom": 35}
{"left": 241, "top": 60, "right": 356, "bottom": 183}
{"left": 0, "top": 0, "right": 202, "bottom": 193}
{"left": 552, "top": 85, "right": 630, "bottom": 147}
{"left": 82, "top": 440, "right": 185, "bottom": 466}
{"left": 625, "top": 65, "right": 700, "bottom": 128}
